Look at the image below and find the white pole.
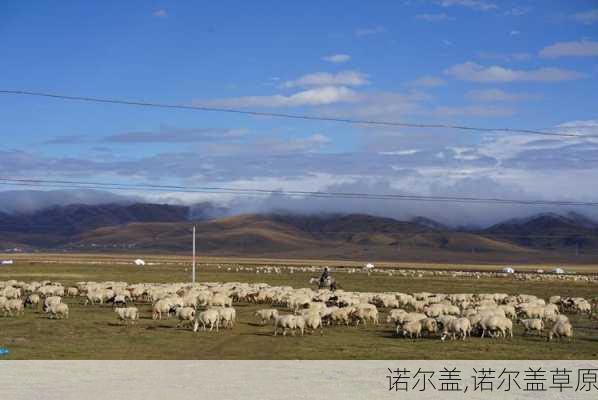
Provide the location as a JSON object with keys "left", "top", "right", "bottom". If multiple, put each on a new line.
{"left": 192, "top": 225, "right": 196, "bottom": 283}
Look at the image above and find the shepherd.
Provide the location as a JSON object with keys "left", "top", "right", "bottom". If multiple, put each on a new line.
{"left": 319, "top": 267, "right": 337, "bottom": 291}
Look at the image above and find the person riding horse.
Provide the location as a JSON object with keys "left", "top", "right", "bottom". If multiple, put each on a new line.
{"left": 319, "top": 267, "right": 337, "bottom": 291}
{"left": 319, "top": 267, "right": 330, "bottom": 286}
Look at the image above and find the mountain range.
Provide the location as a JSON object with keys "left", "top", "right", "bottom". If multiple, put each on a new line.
{"left": 1, "top": 203, "right": 597, "bottom": 263}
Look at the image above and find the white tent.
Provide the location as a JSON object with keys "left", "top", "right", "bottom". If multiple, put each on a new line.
{"left": 502, "top": 267, "right": 515, "bottom": 274}
{"left": 553, "top": 267, "right": 565, "bottom": 274}
{"left": 364, "top": 263, "right": 375, "bottom": 270}
{"left": 134, "top": 259, "right": 146, "bottom": 267}
{"left": 0, "top": 260, "right": 14, "bottom": 265}
{"left": 536, "top": 269, "right": 545, "bottom": 274}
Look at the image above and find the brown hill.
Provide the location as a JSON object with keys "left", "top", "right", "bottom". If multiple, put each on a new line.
{"left": 68, "top": 213, "right": 534, "bottom": 259}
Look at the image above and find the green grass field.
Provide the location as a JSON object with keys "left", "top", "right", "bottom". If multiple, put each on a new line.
{"left": 0, "top": 255, "right": 597, "bottom": 360}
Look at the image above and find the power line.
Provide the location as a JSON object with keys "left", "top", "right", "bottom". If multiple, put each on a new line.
{"left": 1, "top": 90, "right": 596, "bottom": 139}
{"left": 1, "top": 177, "right": 597, "bottom": 207}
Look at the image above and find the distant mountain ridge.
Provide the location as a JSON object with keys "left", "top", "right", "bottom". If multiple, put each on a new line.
{"left": 0, "top": 202, "right": 224, "bottom": 237}
{"left": 1, "top": 203, "right": 597, "bottom": 260}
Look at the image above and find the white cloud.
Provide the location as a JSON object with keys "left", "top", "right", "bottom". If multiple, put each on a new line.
{"left": 555, "top": 120, "right": 598, "bottom": 137}
{"left": 379, "top": 149, "right": 420, "bottom": 155}
{"left": 322, "top": 54, "right": 351, "bottom": 63}
{"left": 571, "top": 9, "right": 598, "bottom": 25}
{"left": 410, "top": 76, "right": 447, "bottom": 87}
{"left": 152, "top": 9, "right": 168, "bottom": 18}
{"left": 355, "top": 26, "right": 386, "bottom": 37}
{"left": 436, "top": 0, "right": 497, "bottom": 11}
{"left": 194, "top": 86, "right": 362, "bottom": 108}
{"left": 282, "top": 70, "right": 369, "bottom": 88}
{"left": 415, "top": 13, "right": 454, "bottom": 22}
{"left": 510, "top": 30, "right": 520, "bottom": 36}
{"left": 321, "top": 91, "right": 426, "bottom": 120}
{"left": 539, "top": 40, "right": 598, "bottom": 58}
{"left": 465, "top": 89, "right": 540, "bottom": 102}
{"left": 445, "top": 62, "right": 585, "bottom": 82}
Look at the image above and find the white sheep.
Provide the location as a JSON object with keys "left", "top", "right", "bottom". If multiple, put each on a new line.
{"left": 401, "top": 320, "right": 422, "bottom": 339}
{"left": 519, "top": 318, "right": 544, "bottom": 336}
{"left": 3, "top": 299, "right": 24, "bottom": 316}
{"left": 25, "top": 293, "right": 41, "bottom": 309}
{"left": 480, "top": 315, "right": 513, "bottom": 338}
{"left": 196, "top": 309, "right": 220, "bottom": 332}
{"left": 209, "top": 293, "right": 232, "bottom": 308}
{"left": 47, "top": 302, "right": 69, "bottom": 319}
{"left": 216, "top": 307, "right": 236, "bottom": 329}
{"left": 303, "top": 312, "right": 323, "bottom": 335}
{"left": 441, "top": 317, "right": 471, "bottom": 341}
{"left": 254, "top": 308, "right": 279, "bottom": 325}
{"left": 175, "top": 307, "right": 196, "bottom": 328}
{"left": 43, "top": 296, "right": 62, "bottom": 313}
{"left": 115, "top": 307, "right": 139, "bottom": 325}
{"left": 351, "top": 307, "right": 379, "bottom": 326}
{"left": 273, "top": 314, "right": 300, "bottom": 336}
{"left": 152, "top": 299, "right": 172, "bottom": 320}
{"left": 548, "top": 321, "right": 573, "bottom": 341}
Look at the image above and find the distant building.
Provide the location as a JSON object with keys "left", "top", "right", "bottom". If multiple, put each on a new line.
{"left": 553, "top": 267, "right": 565, "bottom": 274}
{"left": 0, "top": 260, "right": 14, "bottom": 265}
{"left": 502, "top": 267, "right": 515, "bottom": 274}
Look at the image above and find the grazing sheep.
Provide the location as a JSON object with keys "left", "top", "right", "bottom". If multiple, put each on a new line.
{"left": 401, "top": 320, "right": 422, "bottom": 339}
{"left": 66, "top": 287, "right": 79, "bottom": 297}
{"left": 152, "top": 299, "right": 172, "bottom": 320}
{"left": 254, "top": 309, "right": 279, "bottom": 325}
{"left": 196, "top": 309, "right": 220, "bottom": 332}
{"left": 303, "top": 312, "right": 323, "bottom": 335}
{"left": 420, "top": 318, "right": 438, "bottom": 337}
{"left": 216, "top": 307, "right": 236, "bottom": 329}
{"left": 84, "top": 290, "right": 104, "bottom": 306}
{"left": 387, "top": 309, "right": 408, "bottom": 324}
{"left": 209, "top": 293, "right": 232, "bottom": 308}
{"left": 330, "top": 308, "right": 352, "bottom": 326}
{"left": 43, "top": 296, "right": 62, "bottom": 313}
{"left": 519, "top": 318, "right": 544, "bottom": 336}
{"left": 273, "top": 314, "right": 301, "bottom": 336}
{"left": 351, "top": 307, "right": 379, "bottom": 327}
{"left": 548, "top": 321, "right": 573, "bottom": 341}
{"left": 574, "top": 300, "right": 592, "bottom": 315}
{"left": 479, "top": 315, "right": 513, "bottom": 338}
{"left": 25, "top": 294, "right": 40, "bottom": 309}
{"left": 174, "top": 306, "right": 196, "bottom": 328}
{"left": 3, "top": 299, "right": 24, "bottom": 317}
{"left": 47, "top": 303, "right": 69, "bottom": 319}
{"left": 441, "top": 317, "right": 471, "bottom": 341}
{"left": 115, "top": 307, "right": 139, "bottom": 325}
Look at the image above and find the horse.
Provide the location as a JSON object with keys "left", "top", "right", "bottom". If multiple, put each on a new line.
{"left": 309, "top": 277, "right": 338, "bottom": 291}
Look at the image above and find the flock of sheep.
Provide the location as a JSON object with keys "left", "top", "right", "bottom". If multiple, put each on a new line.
{"left": 1, "top": 277, "right": 596, "bottom": 344}
{"left": 211, "top": 263, "right": 598, "bottom": 284}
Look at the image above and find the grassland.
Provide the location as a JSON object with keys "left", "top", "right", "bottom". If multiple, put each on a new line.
{"left": 0, "top": 254, "right": 597, "bottom": 360}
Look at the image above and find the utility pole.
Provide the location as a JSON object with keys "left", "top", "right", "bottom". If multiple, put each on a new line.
{"left": 192, "top": 225, "right": 196, "bottom": 283}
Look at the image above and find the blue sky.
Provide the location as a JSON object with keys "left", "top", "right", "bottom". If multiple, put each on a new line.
{"left": 1, "top": 0, "right": 597, "bottom": 225}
